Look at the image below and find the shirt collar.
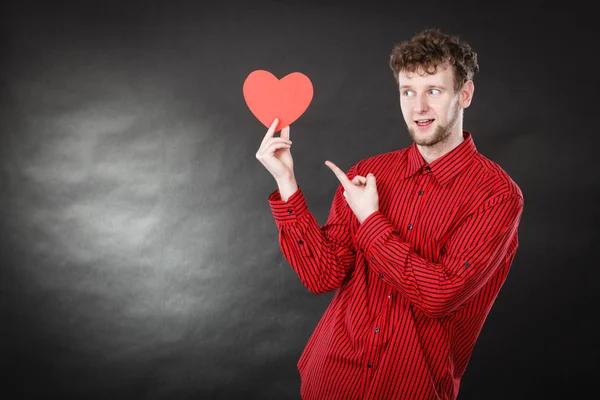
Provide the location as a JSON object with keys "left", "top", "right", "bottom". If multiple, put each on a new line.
{"left": 403, "top": 131, "right": 478, "bottom": 186}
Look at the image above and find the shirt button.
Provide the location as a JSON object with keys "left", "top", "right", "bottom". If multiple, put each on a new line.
{"left": 367, "top": 362, "right": 372, "bottom": 368}
{"left": 298, "top": 240, "right": 304, "bottom": 245}
{"left": 374, "top": 327, "right": 380, "bottom": 333}
{"left": 378, "top": 273, "right": 383, "bottom": 279}
{"left": 425, "top": 166, "right": 431, "bottom": 171}
{"left": 388, "top": 295, "right": 392, "bottom": 300}
{"left": 408, "top": 224, "right": 413, "bottom": 230}
{"left": 418, "top": 190, "right": 424, "bottom": 195}
{"left": 287, "top": 209, "right": 293, "bottom": 214}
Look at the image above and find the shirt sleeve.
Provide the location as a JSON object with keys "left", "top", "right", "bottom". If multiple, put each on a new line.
{"left": 267, "top": 164, "right": 360, "bottom": 294}
{"left": 355, "top": 192, "right": 524, "bottom": 318}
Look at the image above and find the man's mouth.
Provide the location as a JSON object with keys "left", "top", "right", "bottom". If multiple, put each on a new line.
{"left": 415, "top": 119, "right": 434, "bottom": 127}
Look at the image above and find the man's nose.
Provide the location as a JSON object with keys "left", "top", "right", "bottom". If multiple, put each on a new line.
{"left": 413, "top": 94, "right": 429, "bottom": 113}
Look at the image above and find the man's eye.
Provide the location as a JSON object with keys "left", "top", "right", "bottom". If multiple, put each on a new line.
{"left": 429, "top": 89, "right": 440, "bottom": 95}
{"left": 403, "top": 90, "right": 414, "bottom": 97}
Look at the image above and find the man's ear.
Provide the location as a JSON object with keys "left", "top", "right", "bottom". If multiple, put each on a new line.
{"left": 459, "top": 80, "right": 474, "bottom": 108}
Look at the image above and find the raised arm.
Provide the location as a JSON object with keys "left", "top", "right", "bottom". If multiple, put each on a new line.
{"left": 268, "top": 164, "right": 361, "bottom": 294}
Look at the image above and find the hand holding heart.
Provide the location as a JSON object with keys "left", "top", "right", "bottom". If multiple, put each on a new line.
{"left": 247, "top": 69, "right": 378, "bottom": 223}
{"left": 255, "top": 117, "right": 294, "bottom": 182}
{"left": 325, "top": 160, "right": 379, "bottom": 224}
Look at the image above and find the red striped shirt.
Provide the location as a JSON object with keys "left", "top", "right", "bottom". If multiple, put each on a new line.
{"left": 268, "top": 131, "right": 524, "bottom": 399}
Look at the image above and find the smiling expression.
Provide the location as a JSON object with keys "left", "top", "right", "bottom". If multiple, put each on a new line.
{"left": 398, "top": 63, "right": 463, "bottom": 147}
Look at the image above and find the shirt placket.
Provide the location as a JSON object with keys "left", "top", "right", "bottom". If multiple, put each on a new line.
{"left": 406, "top": 166, "right": 433, "bottom": 239}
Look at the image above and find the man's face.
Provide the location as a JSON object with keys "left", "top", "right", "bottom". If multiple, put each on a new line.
{"left": 398, "top": 64, "right": 462, "bottom": 146}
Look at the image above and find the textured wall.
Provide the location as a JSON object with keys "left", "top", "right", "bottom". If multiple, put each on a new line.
{"left": 0, "top": 1, "right": 596, "bottom": 399}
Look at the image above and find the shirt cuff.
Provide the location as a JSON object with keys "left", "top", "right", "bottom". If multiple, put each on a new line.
{"left": 354, "top": 211, "right": 396, "bottom": 256}
{"left": 268, "top": 186, "right": 308, "bottom": 223}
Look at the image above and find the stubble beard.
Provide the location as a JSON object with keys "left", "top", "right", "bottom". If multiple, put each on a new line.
{"left": 407, "top": 100, "right": 461, "bottom": 147}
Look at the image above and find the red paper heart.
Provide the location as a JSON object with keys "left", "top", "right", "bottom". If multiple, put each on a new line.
{"left": 243, "top": 70, "right": 313, "bottom": 132}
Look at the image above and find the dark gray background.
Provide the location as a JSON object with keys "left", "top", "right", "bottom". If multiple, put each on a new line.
{"left": 1, "top": 0, "right": 596, "bottom": 399}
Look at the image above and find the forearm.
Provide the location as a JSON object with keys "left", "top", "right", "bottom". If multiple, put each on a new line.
{"left": 366, "top": 230, "right": 512, "bottom": 318}
{"left": 356, "top": 195, "right": 523, "bottom": 318}
{"left": 269, "top": 182, "right": 358, "bottom": 294}
{"left": 278, "top": 211, "right": 356, "bottom": 294}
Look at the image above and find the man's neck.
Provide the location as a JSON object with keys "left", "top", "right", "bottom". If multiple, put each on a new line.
{"left": 417, "top": 129, "right": 465, "bottom": 164}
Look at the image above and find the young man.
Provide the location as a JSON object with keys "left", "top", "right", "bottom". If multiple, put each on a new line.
{"left": 256, "top": 28, "right": 524, "bottom": 400}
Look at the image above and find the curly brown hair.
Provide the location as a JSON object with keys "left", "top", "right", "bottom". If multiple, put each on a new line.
{"left": 389, "top": 28, "right": 479, "bottom": 93}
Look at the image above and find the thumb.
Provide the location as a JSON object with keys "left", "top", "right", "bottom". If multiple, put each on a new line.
{"left": 366, "top": 173, "right": 376, "bottom": 187}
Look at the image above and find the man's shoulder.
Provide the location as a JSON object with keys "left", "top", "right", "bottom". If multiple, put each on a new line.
{"left": 469, "top": 152, "right": 524, "bottom": 203}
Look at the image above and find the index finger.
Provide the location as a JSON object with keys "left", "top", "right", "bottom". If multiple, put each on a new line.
{"left": 325, "top": 160, "right": 351, "bottom": 189}
{"left": 280, "top": 125, "right": 290, "bottom": 140}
